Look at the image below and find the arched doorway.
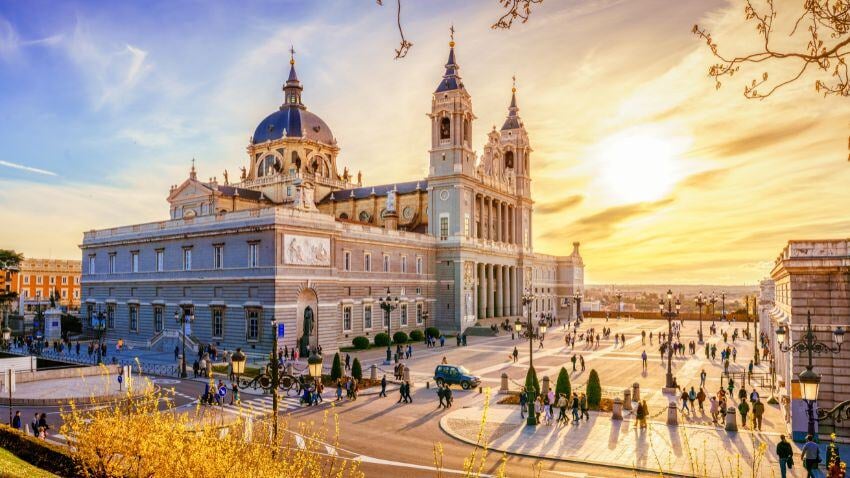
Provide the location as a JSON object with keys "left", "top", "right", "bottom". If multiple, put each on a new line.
{"left": 295, "top": 288, "right": 318, "bottom": 357}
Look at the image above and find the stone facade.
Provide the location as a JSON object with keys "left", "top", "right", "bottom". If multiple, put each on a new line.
{"left": 80, "top": 42, "right": 584, "bottom": 358}
{"left": 764, "top": 239, "right": 850, "bottom": 441}
{"left": 9, "top": 258, "right": 82, "bottom": 312}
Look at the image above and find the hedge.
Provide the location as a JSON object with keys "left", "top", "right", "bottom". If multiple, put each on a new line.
{"left": 374, "top": 333, "right": 390, "bottom": 347}
{"left": 351, "top": 358, "right": 362, "bottom": 381}
{"left": 392, "top": 331, "right": 408, "bottom": 344}
{"left": 0, "top": 424, "right": 78, "bottom": 477}
{"left": 555, "top": 367, "right": 571, "bottom": 400}
{"left": 409, "top": 330, "right": 424, "bottom": 341}
{"left": 331, "top": 352, "right": 343, "bottom": 381}
{"left": 425, "top": 326, "right": 440, "bottom": 339}
{"left": 587, "top": 369, "right": 602, "bottom": 409}
{"left": 352, "top": 336, "right": 370, "bottom": 349}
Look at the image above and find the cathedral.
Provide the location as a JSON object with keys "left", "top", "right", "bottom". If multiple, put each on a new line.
{"left": 80, "top": 39, "right": 584, "bottom": 357}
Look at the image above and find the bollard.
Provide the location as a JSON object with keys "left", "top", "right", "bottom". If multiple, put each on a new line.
{"left": 623, "top": 389, "right": 632, "bottom": 411}
{"left": 479, "top": 386, "right": 483, "bottom": 394}
{"left": 632, "top": 382, "right": 641, "bottom": 402}
{"left": 725, "top": 406, "right": 738, "bottom": 432}
{"left": 667, "top": 401, "right": 679, "bottom": 426}
{"left": 426, "top": 381, "right": 430, "bottom": 389}
{"left": 612, "top": 398, "right": 623, "bottom": 420}
{"left": 403, "top": 366, "right": 410, "bottom": 382}
{"left": 541, "top": 376, "right": 550, "bottom": 397}
{"left": 369, "top": 364, "right": 377, "bottom": 381}
{"left": 500, "top": 373, "right": 509, "bottom": 393}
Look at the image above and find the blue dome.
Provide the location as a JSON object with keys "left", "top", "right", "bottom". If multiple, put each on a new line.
{"left": 251, "top": 106, "right": 334, "bottom": 145}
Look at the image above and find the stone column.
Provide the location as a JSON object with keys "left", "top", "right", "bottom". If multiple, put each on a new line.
{"left": 541, "top": 375, "right": 550, "bottom": 397}
{"left": 508, "top": 205, "right": 513, "bottom": 244}
{"left": 487, "top": 198, "right": 493, "bottom": 240}
{"left": 512, "top": 267, "right": 519, "bottom": 316}
{"left": 486, "top": 264, "right": 494, "bottom": 318}
{"left": 494, "top": 264, "right": 502, "bottom": 317}
{"left": 502, "top": 203, "right": 508, "bottom": 243}
{"left": 478, "top": 263, "right": 486, "bottom": 319}
{"left": 496, "top": 200, "right": 502, "bottom": 242}
{"left": 504, "top": 265, "right": 512, "bottom": 317}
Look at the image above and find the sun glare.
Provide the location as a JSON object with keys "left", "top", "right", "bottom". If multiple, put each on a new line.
{"left": 592, "top": 127, "right": 689, "bottom": 204}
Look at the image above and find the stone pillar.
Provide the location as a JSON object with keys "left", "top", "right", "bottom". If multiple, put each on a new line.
{"left": 725, "top": 406, "right": 738, "bottom": 431}
{"left": 487, "top": 198, "right": 493, "bottom": 240}
{"left": 500, "top": 373, "right": 509, "bottom": 393}
{"left": 541, "top": 376, "right": 550, "bottom": 397}
{"left": 370, "top": 364, "right": 377, "bottom": 381}
{"left": 486, "top": 264, "right": 494, "bottom": 319}
{"left": 512, "top": 267, "right": 519, "bottom": 316}
{"left": 667, "top": 401, "right": 679, "bottom": 426}
{"left": 495, "top": 200, "right": 502, "bottom": 242}
{"left": 403, "top": 366, "right": 410, "bottom": 382}
{"left": 612, "top": 398, "right": 623, "bottom": 420}
{"left": 478, "top": 263, "right": 486, "bottom": 319}
{"left": 632, "top": 383, "right": 640, "bottom": 402}
{"left": 503, "top": 266, "right": 512, "bottom": 317}
{"left": 623, "top": 389, "right": 632, "bottom": 411}
{"left": 503, "top": 203, "right": 508, "bottom": 243}
{"left": 494, "top": 264, "right": 502, "bottom": 318}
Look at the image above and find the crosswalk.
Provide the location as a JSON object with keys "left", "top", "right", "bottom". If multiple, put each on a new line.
{"left": 216, "top": 394, "right": 328, "bottom": 419}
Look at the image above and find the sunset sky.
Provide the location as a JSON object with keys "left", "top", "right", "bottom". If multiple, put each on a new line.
{"left": 1, "top": 0, "right": 848, "bottom": 285}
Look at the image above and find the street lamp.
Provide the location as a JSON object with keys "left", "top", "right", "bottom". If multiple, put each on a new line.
{"left": 378, "top": 290, "right": 399, "bottom": 364}
{"left": 709, "top": 292, "right": 717, "bottom": 327}
{"left": 747, "top": 295, "right": 760, "bottom": 365}
{"left": 658, "top": 289, "right": 681, "bottom": 390}
{"left": 174, "top": 310, "right": 194, "bottom": 378}
{"left": 695, "top": 292, "right": 706, "bottom": 344}
{"left": 720, "top": 292, "right": 727, "bottom": 322}
{"left": 307, "top": 349, "right": 323, "bottom": 382}
{"left": 231, "top": 348, "right": 246, "bottom": 381}
{"left": 615, "top": 292, "right": 622, "bottom": 321}
{"left": 92, "top": 307, "right": 106, "bottom": 365}
{"left": 573, "top": 291, "right": 582, "bottom": 321}
{"left": 518, "top": 289, "right": 538, "bottom": 426}
{"left": 776, "top": 310, "right": 844, "bottom": 437}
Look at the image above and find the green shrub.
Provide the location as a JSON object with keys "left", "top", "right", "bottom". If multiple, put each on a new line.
{"left": 374, "top": 333, "right": 390, "bottom": 347}
{"left": 392, "top": 331, "right": 408, "bottom": 344}
{"left": 555, "top": 367, "right": 571, "bottom": 399}
{"left": 525, "top": 367, "right": 540, "bottom": 396}
{"left": 587, "top": 369, "right": 602, "bottom": 409}
{"left": 351, "top": 358, "right": 362, "bottom": 381}
{"left": 409, "top": 330, "right": 424, "bottom": 341}
{"left": 352, "top": 336, "right": 370, "bottom": 349}
{"left": 425, "top": 326, "right": 440, "bottom": 339}
{"left": 0, "top": 424, "right": 78, "bottom": 477}
{"left": 331, "top": 352, "right": 343, "bottom": 381}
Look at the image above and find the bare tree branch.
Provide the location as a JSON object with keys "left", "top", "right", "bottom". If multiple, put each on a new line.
{"left": 492, "top": 0, "right": 545, "bottom": 30}
{"left": 376, "top": 0, "right": 412, "bottom": 59}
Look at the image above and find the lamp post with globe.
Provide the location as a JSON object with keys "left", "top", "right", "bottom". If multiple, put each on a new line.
{"left": 658, "top": 289, "right": 681, "bottom": 390}
{"left": 695, "top": 292, "right": 706, "bottom": 344}
{"left": 378, "top": 290, "right": 399, "bottom": 365}
{"left": 515, "top": 289, "right": 544, "bottom": 426}
{"left": 174, "top": 310, "right": 194, "bottom": 378}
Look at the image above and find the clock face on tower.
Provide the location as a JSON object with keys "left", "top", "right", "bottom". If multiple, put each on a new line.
{"left": 403, "top": 206, "right": 414, "bottom": 219}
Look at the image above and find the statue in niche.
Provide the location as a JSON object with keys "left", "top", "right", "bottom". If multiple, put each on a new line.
{"left": 240, "top": 166, "right": 247, "bottom": 180}
{"left": 301, "top": 306, "right": 314, "bottom": 356}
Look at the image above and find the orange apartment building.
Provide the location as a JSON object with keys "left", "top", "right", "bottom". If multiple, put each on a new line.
{"left": 10, "top": 258, "right": 82, "bottom": 311}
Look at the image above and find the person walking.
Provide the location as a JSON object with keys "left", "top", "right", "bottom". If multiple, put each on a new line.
{"left": 748, "top": 359, "right": 754, "bottom": 383}
{"left": 579, "top": 355, "right": 585, "bottom": 372}
{"left": 737, "top": 399, "right": 750, "bottom": 428}
{"left": 635, "top": 401, "right": 646, "bottom": 429}
{"left": 11, "top": 411, "right": 21, "bottom": 430}
{"left": 37, "top": 413, "right": 49, "bottom": 440}
{"left": 534, "top": 396, "right": 543, "bottom": 424}
{"left": 699, "top": 369, "right": 707, "bottom": 388}
{"left": 571, "top": 393, "right": 580, "bottom": 423}
{"left": 437, "top": 384, "right": 445, "bottom": 408}
{"left": 801, "top": 434, "right": 819, "bottom": 478}
{"left": 336, "top": 380, "right": 343, "bottom": 402}
{"left": 697, "top": 387, "right": 706, "bottom": 413}
{"left": 397, "top": 381, "right": 407, "bottom": 404}
{"left": 776, "top": 435, "right": 793, "bottom": 478}
{"left": 680, "top": 388, "right": 691, "bottom": 413}
{"left": 688, "top": 386, "right": 697, "bottom": 412}
{"left": 512, "top": 347, "right": 518, "bottom": 363}
{"left": 345, "top": 353, "right": 351, "bottom": 372}
{"left": 557, "top": 393, "right": 568, "bottom": 425}
{"left": 519, "top": 387, "right": 528, "bottom": 419}
{"left": 31, "top": 413, "right": 39, "bottom": 437}
{"left": 641, "top": 350, "right": 648, "bottom": 371}
{"left": 709, "top": 396, "right": 720, "bottom": 423}
{"left": 174, "top": 345, "right": 179, "bottom": 361}
{"left": 580, "top": 393, "right": 589, "bottom": 421}
{"left": 727, "top": 377, "right": 735, "bottom": 397}
{"left": 230, "top": 382, "right": 239, "bottom": 405}
{"left": 752, "top": 398, "right": 765, "bottom": 431}
{"left": 379, "top": 374, "right": 387, "bottom": 398}
{"left": 444, "top": 384, "right": 453, "bottom": 408}
{"left": 571, "top": 354, "right": 577, "bottom": 371}
{"left": 404, "top": 381, "right": 413, "bottom": 403}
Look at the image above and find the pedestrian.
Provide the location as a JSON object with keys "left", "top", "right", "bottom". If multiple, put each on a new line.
{"left": 407, "top": 344, "right": 413, "bottom": 359}
{"left": 336, "top": 380, "right": 343, "bottom": 401}
{"left": 750, "top": 388, "right": 760, "bottom": 403}
{"left": 230, "top": 382, "right": 239, "bottom": 405}
{"left": 31, "top": 413, "right": 39, "bottom": 437}
{"left": 641, "top": 350, "right": 648, "bottom": 371}
{"left": 776, "top": 434, "right": 794, "bottom": 478}
{"left": 345, "top": 353, "right": 351, "bottom": 371}
{"left": 11, "top": 411, "right": 21, "bottom": 429}
{"left": 571, "top": 393, "right": 580, "bottom": 422}
{"left": 512, "top": 347, "right": 518, "bottom": 363}
{"left": 800, "top": 434, "right": 819, "bottom": 478}
{"left": 571, "top": 354, "right": 577, "bottom": 371}
{"left": 752, "top": 398, "right": 765, "bottom": 431}
{"left": 699, "top": 369, "right": 707, "bottom": 388}
{"left": 580, "top": 393, "right": 589, "bottom": 420}
{"left": 697, "top": 387, "right": 706, "bottom": 412}
{"left": 444, "top": 385, "right": 453, "bottom": 408}
{"left": 738, "top": 386, "right": 748, "bottom": 403}
{"left": 440, "top": 335, "right": 445, "bottom": 347}
{"left": 37, "top": 413, "right": 48, "bottom": 440}
{"left": 535, "top": 396, "right": 543, "bottom": 424}
{"left": 688, "top": 386, "right": 696, "bottom": 411}
{"left": 709, "top": 396, "right": 719, "bottom": 423}
{"left": 579, "top": 355, "right": 585, "bottom": 372}
{"left": 437, "top": 384, "right": 445, "bottom": 408}
{"left": 351, "top": 379, "right": 359, "bottom": 400}
{"left": 544, "top": 396, "right": 553, "bottom": 425}
{"left": 397, "top": 381, "right": 407, "bottom": 404}
{"left": 519, "top": 387, "right": 528, "bottom": 418}
{"left": 732, "top": 347, "right": 737, "bottom": 362}
{"left": 557, "top": 393, "right": 568, "bottom": 425}
{"left": 748, "top": 359, "right": 754, "bottom": 383}
{"left": 379, "top": 374, "right": 387, "bottom": 398}
{"left": 738, "top": 399, "right": 750, "bottom": 427}
{"left": 727, "top": 377, "right": 735, "bottom": 397}
{"left": 635, "top": 401, "right": 646, "bottom": 429}
{"left": 680, "top": 389, "right": 690, "bottom": 413}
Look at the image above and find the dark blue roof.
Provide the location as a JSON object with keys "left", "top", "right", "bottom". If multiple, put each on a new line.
{"left": 501, "top": 91, "right": 521, "bottom": 130}
{"left": 319, "top": 180, "right": 428, "bottom": 203}
{"left": 253, "top": 106, "right": 302, "bottom": 143}
{"left": 214, "top": 185, "right": 267, "bottom": 201}
{"left": 435, "top": 46, "right": 463, "bottom": 93}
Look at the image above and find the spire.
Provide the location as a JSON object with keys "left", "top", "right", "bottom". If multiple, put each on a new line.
{"left": 501, "top": 76, "right": 521, "bottom": 130}
{"left": 435, "top": 26, "right": 463, "bottom": 93}
{"left": 189, "top": 158, "right": 197, "bottom": 180}
{"left": 282, "top": 45, "right": 304, "bottom": 109}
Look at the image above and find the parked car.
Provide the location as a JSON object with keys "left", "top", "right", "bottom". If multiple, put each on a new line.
{"left": 434, "top": 364, "right": 480, "bottom": 390}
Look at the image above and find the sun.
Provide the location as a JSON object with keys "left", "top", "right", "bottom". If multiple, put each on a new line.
{"left": 591, "top": 126, "right": 689, "bottom": 204}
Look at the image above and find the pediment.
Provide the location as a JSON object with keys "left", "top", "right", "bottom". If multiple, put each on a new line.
{"left": 168, "top": 179, "right": 214, "bottom": 203}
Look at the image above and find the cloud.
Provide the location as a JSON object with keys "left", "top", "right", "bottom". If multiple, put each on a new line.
{"left": 700, "top": 120, "right": 820, "bottom": 158}
{"left": 0, "top": 16, "right": 63, "bottom": 61}
{"left": 553, "top": 196, "right": 675, "bottom": 242}
{"left": 536, "top": 194, "right": 584, "bottom": 214}
{"left": 677, "top": 167, "right": 730, "bottom": 189}
{"left": 0, "top": 160, "right": 57, "bottom": 176}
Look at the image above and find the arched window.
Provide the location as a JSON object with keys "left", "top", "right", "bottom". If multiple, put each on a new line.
{"left": 359, "top": 210, "right": 371, "bottom": 223}
{"left": 439, "top": 117, "right": 451, "bottom": 140}
{"left": 258, "top": 155, "right": 278, "bottom": 177}
{"left": 339, "top": 212, "right": 349, "bottom": 220}
{"left": 505, "top": 151, "right": 514, "bottom": 169}
{"left": 463, "top": 118, "right": 471, "bottom": 143}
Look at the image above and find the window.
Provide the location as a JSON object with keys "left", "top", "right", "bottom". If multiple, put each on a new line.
{"left": 383, "top": 255, "right": 390, "bottom": 272}
{"left": 214, "top": 245, "right": 224, "bottom": 269}
{"left": 286, "top": 185, "right": 292, "bottom": 197}
{"left": 61, "top": 290, "right": 68, "bottom": 299}
{"left": 364, "top": 253, "right": 371, "bottom": 272}
{"left": 107, "top": 305, "right": 115, "bottom": 329}
{"left": 383, "top": 308, "right": 390, "bottom": 328}
{"left": 131, "top": 252, "right": 139, "bottom": 273}
{"left": 464, "top": 214, "right": 470, "bottom": 237}
{"left": 183, "top": 248, "right": 192, "bottom": 271}
{"left": 400, "top": 287, "right": 406, "bottom": 296}
{"left": 129, "top": 305, "right": 138, "bottom": 332}
{"left": 440, "top": 215, "right": 449, "bottom": 240}
{"left": 153, "top": 306, "right": 163, "bottom": 333}
{"left": 401, "top": 256, "right": 407, "bottom": 273}
{"left": 439, "top": 117, "right": 451, "bottom": 140}
{"left": 109, "top": 254, "right": 116, "bottom": 273}
{"left": 49, "top": 276, "right": 55, "bottom": 285}
{"left": 36, "top": 276, "right": 43, "bottom": 285}
{"left": 343, "top": 251, "right": 351, "bottom": 271}
{"left": 249, "top": 243, "right": 259, "bottom": 268}
{"left": 74, "top": 276, "right": 80, "bottom": 284}
{"left": 73, "top": 290, "right": 79, "bottom": 299}
{"left": 88, "top": 255, "right": 96, "bottom": 274}
{"left": 416, "top": 257, "right": 423, "bottom": 275}
{"left": 246, "top": 309, "right": 260, "bottom": 341}
{"left": 416, "top": 287, "right": 422, "bottom": 295}
{"left": 364, "top": 305, "right": 373, "bottom": 330}
{"left": 416, "top": 303, "right": 424, "bottom": 324}
{"left": 61, "top": 276, "right": 68, "bottom": 285}
{"left": 156, "top": 250, "right": 164, "bottom": 272}
{"left": 400, "top": 304, "right": 408, "bottom": 326}
{"left": 211, "top": 308, "right": 224, "bottom": 339}
{"left": 342, "top": 306, "right": 352, "bottom": 332}
{"left": 23, "top": 276, "right": 29, "bottom": 285}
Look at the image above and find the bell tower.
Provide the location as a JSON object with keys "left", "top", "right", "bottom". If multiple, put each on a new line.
{"left": 428, "top": 30, "right": 476, "bottom": 178}
{"left": 500, "top": 79, "right": 534, "bottom": 250}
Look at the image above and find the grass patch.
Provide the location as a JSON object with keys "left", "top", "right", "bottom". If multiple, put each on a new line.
{"left": 211, "top": 364, "right": 261, "bottom": 377}
{"left": 0, "top": 447, "right": 58, "bottom": 478}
